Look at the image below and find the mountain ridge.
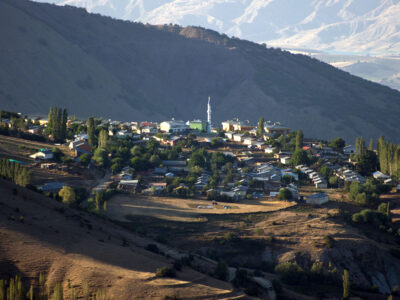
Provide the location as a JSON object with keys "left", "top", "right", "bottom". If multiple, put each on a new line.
{"left": 1, "top": 0, "right": 400, "bottom": 142}
{"left": 32, "top": 0, "right": 400, "bottom": 56}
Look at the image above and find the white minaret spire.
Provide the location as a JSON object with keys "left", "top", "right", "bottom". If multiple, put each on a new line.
{"left": 207, "top": 96, "right": 212, "bottom": 133}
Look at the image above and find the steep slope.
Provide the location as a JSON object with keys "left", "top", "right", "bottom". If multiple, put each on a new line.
{"left": 2, "top": 0, "right": 400, "bottom": 142}
{"left": 0, "top": 179, "right": 240, "bottom": 299}
{"left": 33, "top": 0, "right": 400, "bottom": 56}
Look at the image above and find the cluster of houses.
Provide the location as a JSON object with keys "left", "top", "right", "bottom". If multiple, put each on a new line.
{"left": 296, "top": 165, "right": 327, "bottom": 189}
{"left": 9, "top": 110, "right": 400, "bottom": 209}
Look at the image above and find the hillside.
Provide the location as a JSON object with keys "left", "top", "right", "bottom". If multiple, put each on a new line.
{"left": 0, "top": 179, "right": 241, "bottom": 299}
{"left": 2, "top": 0, "right": 400, "bottom": 142}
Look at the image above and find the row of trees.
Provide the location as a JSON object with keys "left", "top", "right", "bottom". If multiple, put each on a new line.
{"left": 0, "top": 159, "right": 32, "bottom": 187}
{"left": 0, "top": 274, "right": 108, "bottom": 300}
{"left": 46, "top": 107, "right": 68, "bottom": 142}
{"left": 377, "top": 136, "right": 400, "bottom": 177}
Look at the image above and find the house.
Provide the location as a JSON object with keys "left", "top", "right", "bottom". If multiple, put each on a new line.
{"left": 163, "top": 136, "right": 183, "bottom": 147}
{"left": 264, "top": 121, "right": 290, "bottom": 136}
{"left": 30, "top": 149, "right": 53, "bottom": 160}
{"left": 162, "top": 160, "right": 188, "bottom": 172}
{"left": 243, "top": 137, "right": 256, "bottom": 145}
{"left": 221, "top": 120, "right": 254, "bottom": 132}
{"left": 74, "top": 142, "right": 92, "bottom": 156}
{"left": 149, "top": 182, "right": 167, "bottom": 189}
{"left": 343, "top": 145, "right": 356, "bottom": 155}
{"left": 38, "top": 182, "right": 65, "bottom": 193}
{"left": 264, "top": 146, "right": 275, "bottom": 154}
{"left": 233, "top": 133, "right": 245, "bottom": 142}
{"left": 140, "top": 126, "right": 157, "bottom": 134}
{"left": 280, "top": 156, "right": 291, "bottom": 165}
{"left": 306, "top": 193, "right": 329, "bottom": 205}
{"left": 160, "top": 120, "right": 188, "bottom": 133}
{"left": 315, "top": 180, "right": 328, "bottom": 189}
{"left": 117, "top": 180, "right": 139, "bottom": 193}
{"left": 224, "top": 131, "right": 235, "bottom": 140}
{"left": 27, "top": 126, "right": 40, "bottom": 134}
{"left": 373, "top": 171, "right": 391, "bottom": 181}
{"left": 189, "top": 120, "right": 208, "bottom": 132}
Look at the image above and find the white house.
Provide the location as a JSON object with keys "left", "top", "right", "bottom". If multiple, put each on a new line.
{"left": 306, "top": 193, "right": 329, "bottom": 205}
{"left": 265, "top": 146, "right": 275, "bottom": 154}
{"left": 160, "top": 120, "right": 188, "bottom": 133}
{"left": 224, "top": 131, "right": 235, "bottom": 140}
{"left": 280, "top": 156, "right": 291, "bottom": 165}
{"left": 343, "top": 145, "right": 356, "bottom": 155}
{"left": 233, "top": 133, "right": 244, "bottom": 142}
{"left": 243, "top": 137, "right": 255, "bottom": 145}
{"left": 30, "top": 149, "right": 53, "bottom": 160}
{"left": 315, "top": 181, "right": 328, "bottom": 189}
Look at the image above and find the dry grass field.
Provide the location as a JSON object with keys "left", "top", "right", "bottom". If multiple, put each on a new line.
{"left": 0, "top": 179, "right": 245, "bottom": 299}
{"left": 107, "top": 194, "right": 295, "bottom": 222}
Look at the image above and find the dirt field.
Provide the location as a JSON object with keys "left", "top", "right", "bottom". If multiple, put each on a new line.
{"left": 0, "top": 179, "right": 243, "bottom": 299}
{"left": 107, "top": 194, "right": 295, "bottom": 222}
{"left": 0, "top": 135, "right": 71, "bottom": 162}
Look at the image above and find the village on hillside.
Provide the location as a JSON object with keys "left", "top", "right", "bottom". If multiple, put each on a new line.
{"left": 0, "top": 98, "right": 397, "bottom": 210}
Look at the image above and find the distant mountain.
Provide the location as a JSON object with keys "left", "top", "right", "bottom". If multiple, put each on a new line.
{"left": 33, "top": 0, "right": 400, "bottom": 56}
{"left": 2, "top": 0, "right": 400, "bottom": 142}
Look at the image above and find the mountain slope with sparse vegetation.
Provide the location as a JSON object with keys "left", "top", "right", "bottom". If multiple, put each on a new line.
{"left": 2, "top": 0, "right": 400, "bottom": 142}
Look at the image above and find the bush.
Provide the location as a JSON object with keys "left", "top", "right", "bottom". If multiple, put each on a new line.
{"left": 214, "top": 262, "right": 228, "bottom": 280}
{"left": 145, "top": 243, "right": 159, "bottom": 254}
{"left": 274, "top": 262, "right": 305, "bottom": 285}
{"left": 156, "top": 266, "right": 176, "bottom": 278}
{"left": 324, "top": 235, "right": 335, "bottom": 248}
{"left": 278, "top": 188, "right": 292, "bottom": 200}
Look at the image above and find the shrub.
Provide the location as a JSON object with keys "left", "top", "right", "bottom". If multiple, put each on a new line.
{"left": 223, "top": 232, "right": 239, "bottom": 243}
{"left": 156, "top": 266, "right": 176, "bottom": 278}
{"left": 254, "top": 228, "right": 264, "bottom": 235}
{"left": 145, "top": 243, "right": 159, "bottom": 254}
{"left": 324, "top": 235, "right": 335, "bottom": 248}
{"left": 214, "top": 262, "right": 228, "bottom": 280}
{"left": 274, "top": 262, "right": 305, "bottom": 285}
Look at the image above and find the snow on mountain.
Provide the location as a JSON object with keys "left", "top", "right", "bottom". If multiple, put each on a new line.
{"left": 32, "top": 0, "right": 400, "bottom": 56}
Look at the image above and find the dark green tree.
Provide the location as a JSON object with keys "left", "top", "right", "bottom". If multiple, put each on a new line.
{"left": 257, "top": 117, "right": 264, "bottom": 137}
{"left": 87, "top": 117, "right": 96, "bottom": 147}
{"left": 295, "top": 130, "right": 303, "bottom": 149}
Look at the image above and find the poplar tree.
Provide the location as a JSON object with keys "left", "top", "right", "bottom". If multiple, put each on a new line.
{"left": 296, "top": 130, "right": 304, "bottom": 150}
{"left": 368, "top": 138, "right": 373, "bottom": 151}
{"left": 98, "top": 129, "right": 108, "bottom": 149}
{"left": 343, "top": 269, "right": 350, "bottom": 300}
{"left": 87, "top": 117, "right": 96, "bottom": 147}
{"left": 257, "top": 117, "right": 264, "bottom": 137}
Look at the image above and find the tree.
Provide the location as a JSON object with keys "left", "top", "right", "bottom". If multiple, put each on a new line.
{"left": 79, "top": 153, "right": 91, "bottom": 167}
{"left": 320, "top": 165, "right": 333, "bottom": 179}
{"left": 329, "top": 176, "right": 338, "bottom": 188}
{"left": 149, "top": 154, "right": 161, "bottom": 167}
{"left": 98, "top": 129, "right": 108, "bottom": 149}
{"left": 59, "top": 186, "right": 76, "bottom": 206}
{"left": 329, "top": 137, "right": 345, "bottom": 151}
{"left": 356, "top": 150, "right": 378, "bottom": 176}
{"left": 342, "top": 269, "right": 350, "bottom": 300}
{"left": 211, "top": 137, "right": 223, "bottom": 148}
{"left": 257, "top": 117, "right": 264, "bottom": 137}
{"left": 87, "top": 117, "right": 96, "bottom": 147}
{"left": 93, "top": 148, "right": 107, "bottom": 167}
{"left": 290, "top": 149, "right": 309, "bottom": 166}
{"left": 278, "top": 188, "right": 292, "bottom": 200}
{"left": 368, "top": 138, "right": 374, "bottom": 151}
{"left": 295, "top": 130, "right": 303, "bottom": 149}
